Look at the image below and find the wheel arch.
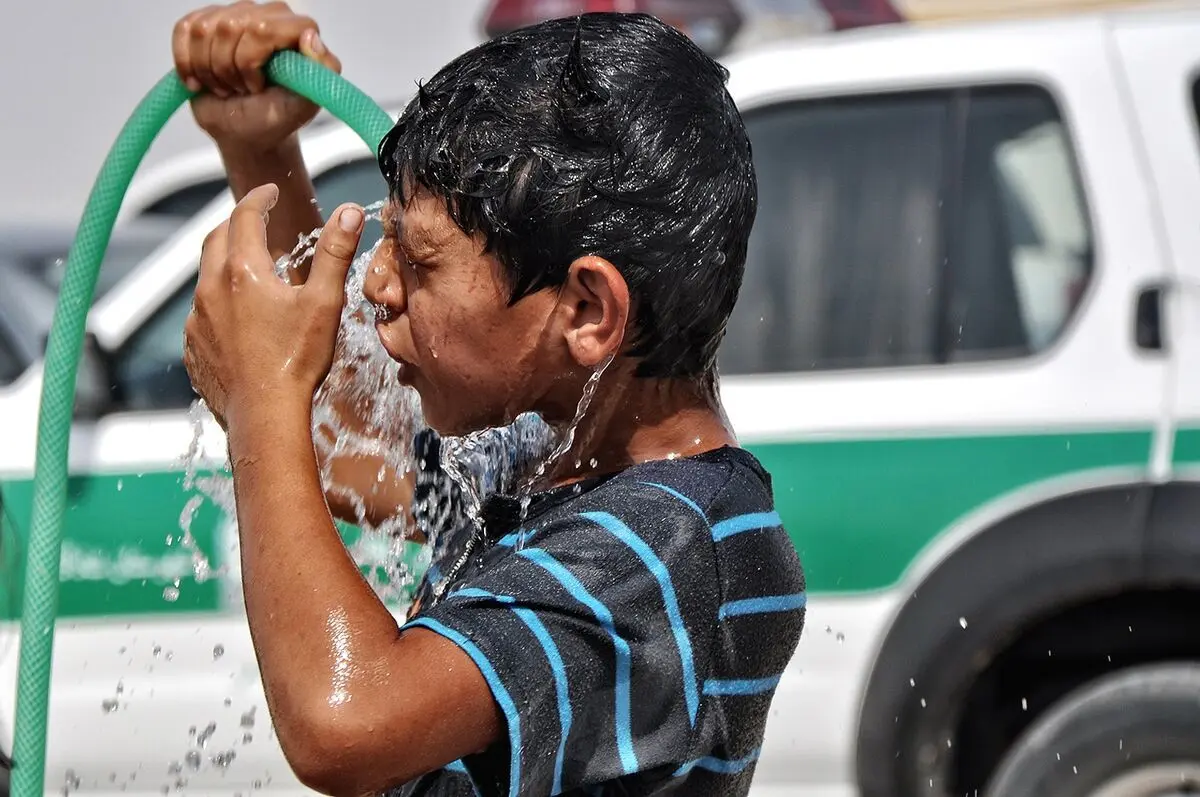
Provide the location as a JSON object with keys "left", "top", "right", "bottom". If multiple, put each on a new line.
{"left": 852, "top": 470, "right": 1157, "bottom": 797}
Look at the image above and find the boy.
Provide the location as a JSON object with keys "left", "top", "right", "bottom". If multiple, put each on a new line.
{"left": 176, "top": 3, "right": 805, "bottom": 795}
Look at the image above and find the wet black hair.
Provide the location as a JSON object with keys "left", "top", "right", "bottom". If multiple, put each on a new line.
{"left": 376, "top": 12, "right": 757, "bottom": 379}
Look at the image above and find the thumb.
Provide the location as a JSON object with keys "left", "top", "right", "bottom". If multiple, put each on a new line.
{"left": 305, "top": 204, "right": 363, "bottom": 304}
{"left": 300, "top": 28, "right": 342, "bottom": 75}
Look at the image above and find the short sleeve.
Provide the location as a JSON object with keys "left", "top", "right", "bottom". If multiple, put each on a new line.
{"left": 402, "top": 489, "right": 722, "bottom": 796}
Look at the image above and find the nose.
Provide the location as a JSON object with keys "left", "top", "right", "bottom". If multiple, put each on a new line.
{"left": 363, "top": 241, "right": 407, "bottom": 318}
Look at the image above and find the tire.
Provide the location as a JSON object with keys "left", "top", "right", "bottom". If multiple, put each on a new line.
{"left": 985, "top": 663, "right": 1200, "bottom": 797}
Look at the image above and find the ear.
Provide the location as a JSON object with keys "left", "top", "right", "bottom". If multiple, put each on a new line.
{"left": 558, "top": 255, "right": 630, "bottom": 369}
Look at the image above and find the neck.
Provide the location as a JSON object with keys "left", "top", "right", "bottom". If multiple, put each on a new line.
{"left": 539, "top": 368, "right": 738, "bottom": 489}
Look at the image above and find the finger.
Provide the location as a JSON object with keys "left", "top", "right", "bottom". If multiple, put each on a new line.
{"left": 172, "top": 7, "right": 214, "bottom": 93}
{"left": 299, "top": 27, "right": 341, "bottom": 75}
{"left": 189, "top": 9, "right": 224, "bottom": 98}
{"left": 198, "top": 220, "right": 231, "bottom": 293}
{"left": 233, "top": 21, "right": 271, "bottom": 94}
{"left": 210, "top": 15, "right": 249, "bottom": 95}
{"left": 228, "top": 184, "right": 281, "bottom": 273}
{"left": 305, "top": 204, "right": 364, "bottom": 300}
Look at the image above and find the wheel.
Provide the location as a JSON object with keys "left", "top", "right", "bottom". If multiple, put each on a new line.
{"left": 985, "top": 663, "right": 1200, "bottom": 797}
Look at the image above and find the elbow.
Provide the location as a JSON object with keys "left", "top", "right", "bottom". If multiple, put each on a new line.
{"left": 277, "top": 701, "right": 413, "bottom": 797}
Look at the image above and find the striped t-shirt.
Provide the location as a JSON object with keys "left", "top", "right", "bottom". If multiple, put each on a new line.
{"left": 394, "top": 423, "right": 806, "bottom": 796}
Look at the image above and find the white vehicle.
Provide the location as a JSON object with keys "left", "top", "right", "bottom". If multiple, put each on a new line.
{"left": 3, "top": 3, "right": 1200, "bottom": 796}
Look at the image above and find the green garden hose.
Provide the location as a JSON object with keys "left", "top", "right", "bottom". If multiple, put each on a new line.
{"left": 12, "top": 52, "right": 394, "bottom": 797}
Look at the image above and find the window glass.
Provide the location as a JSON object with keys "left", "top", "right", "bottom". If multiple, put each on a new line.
{"left": 0, "top": 326, "right": 21, "bottom": 388}
{"left": 722, "top": 94, "right": 949, "bottom": 375}
{"left": 721, "top": 84, "right": 1092, "bottom": 375}
{"left": 312, "top": 159, "right": 388, "bottom": 257}
{"left": 109, "top": 278, "right": 197, "bottom": 413}
{"left": 140, "top": 179, "right": 229, "bottom": 218}
{"left": 106, "top": 160, "right": 387, "bottom": 414}
{"left": 948, "top": 87, "right": 1091, "bottom": 361}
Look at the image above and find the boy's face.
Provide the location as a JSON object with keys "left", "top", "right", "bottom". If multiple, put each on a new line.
{"left": 363, "top": 189, "right": 563, "bottom": 436}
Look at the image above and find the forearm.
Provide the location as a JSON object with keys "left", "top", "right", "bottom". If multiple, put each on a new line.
{"left": 218, "top": 135, "right": 324, "bottom": 267}
{"left": 225, "top": 401, "right": 488, "bottom": 794}
{"left": 226, "top": 402, "right": 404, "bottom": 742}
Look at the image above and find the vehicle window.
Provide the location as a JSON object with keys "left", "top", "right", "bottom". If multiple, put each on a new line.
{"left": 949, "top": 87, "right": 1091, "bottom": 361}
{"left": 721, "top": 84, "right": 1092, "bottom": 375}
{"left": 104, "top": 160, "right": 387, "bottom": 415}
{"left": 312, "top": 159, "right": 388, "bottom": 257}
{"left": 140, "top": 179, "right": 229, "bottom": 218}
{"left": 109, "top": 278, "right": 197, "bottom": 413}
{"left": 0, "top": 326, "right": 22, "bottom": 387}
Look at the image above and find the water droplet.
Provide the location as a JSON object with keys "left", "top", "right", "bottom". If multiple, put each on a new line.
{"left": 152, "top": 645, "right": 162, "bottom": 657}
{"left": 210, "top": 750, "right": 237, "bottom": 769}
{"left": 162, "top": 586, "right": 180, "bottom": 602}
{"left": 213, "top": 644, "right": 225, "bottom": 660}
{"left": 117, "top": 479, "right": 124, "bottom": 491}
{"left": 1021, "top": 697, "right": 1028, "bottom": 710}
{"left": 118, "top": 646, "right": 126, "bottom": 654}
{"left": 242, "top": 733, "right": 253, "bottom": 744}
{"left": 102, "top": 698, "right": 120, "bottom": 713}
{"left": 920, "top": 698, "right": 927, "bottom": 708}
{"left": 909, "top": 678, "right": 916, "bottom": 687}
{"left": 958, "top": 617, "right": 968, "bottom": 629}
{"left": 197, "top": 721, "right": 217, "bottom": 747}
{"left": 223, "top": 698, "right": 232, "bottom": 707}
{"left": 835, "top": 631, "right": 845, "bottom": 643}
{"left": 115, "top": 680, "right": 124, "bottom": 694}
{"left": 253, "top": 780, "right": 263, "bottom": 790}
{"left": 188, "top": 726, "right": 197, "bottom": 737}
{"left": 589, "top": 458, "right": 598, "bottom": 468}
{"left": 240, "top": 707, "right": 257, "bottom": 728}
{"left": 185, "top": 751, "right": 202, "bottom": 771}
{"left": 167, "top": 762, "right": 182, "bottom": 776}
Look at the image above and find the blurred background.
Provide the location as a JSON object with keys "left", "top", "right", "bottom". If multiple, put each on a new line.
{"left": 4, "top": 2, "right": 1200, "bottom": 797}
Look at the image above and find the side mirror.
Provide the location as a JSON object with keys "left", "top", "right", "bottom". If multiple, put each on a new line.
{"left": 73, "top": 333, "right": 115, "bottom": 420}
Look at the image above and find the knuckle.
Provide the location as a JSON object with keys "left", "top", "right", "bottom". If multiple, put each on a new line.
{"left": 203, "top": 224, "right": 224, "bottom": 250}
{"left": 191, "top": 17, "right": 212, "bottom": 39}
{"left": 324, "top": 239, "right": 357, "bottom": 261}
{"left": 215, "top": 16, "right": 238, "bottom": 35}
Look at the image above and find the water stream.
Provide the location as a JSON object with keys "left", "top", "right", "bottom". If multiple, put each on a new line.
{"left": 178, "top": 203, "right": 604, "bottom": 604}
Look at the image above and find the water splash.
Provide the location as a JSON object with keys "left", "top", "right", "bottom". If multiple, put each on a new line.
{"left": 524, "top": 354, "right": 612, "bottom": 496}
{"left": 179, "top": 203, "right": 425, "bottom": 605}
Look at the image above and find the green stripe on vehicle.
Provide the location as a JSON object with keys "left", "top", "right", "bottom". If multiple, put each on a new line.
{"left": 0, "top": 428, "right": 1154, "bottom": 618}
{"left": 0, "top": 470, "right": 423, "bottom": 620}
{"left": 747, "top": 429, "right": 1152, "bottom": 593}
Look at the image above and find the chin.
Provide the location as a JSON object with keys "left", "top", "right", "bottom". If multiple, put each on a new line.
{"left": 420, "top": 402, "right": 516, "bottom": 439}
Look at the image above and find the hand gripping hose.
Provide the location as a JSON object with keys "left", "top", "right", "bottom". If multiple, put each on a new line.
{"left": 12, "top": 52, "right": 394, "bottom": 797}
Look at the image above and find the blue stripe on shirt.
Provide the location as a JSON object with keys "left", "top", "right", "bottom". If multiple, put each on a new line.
{"left": 674, "top": 747, "right": 762, "bottom": 777}
{"left": 640, "top": 481, "right": 707, "bottom": 521}
{"left": 519, "top": 547, "right": 639, "bottom": 774}
{"left": 711, "top": 511, "right": 782, "bottom": 541}
{"left": 445, "top": 586, "right": 574, "bottom": 794}
{"left": 403, "top": 617, "right": 522, "bottom": 797}
{"left": 581, "top": 510, "right": 700, "bottom": 726}
{"left": 703, "top": 675, "right": 782, "bottom": 696}
{"left": 718, "top": 592, "right": 807, "bottom": 619}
